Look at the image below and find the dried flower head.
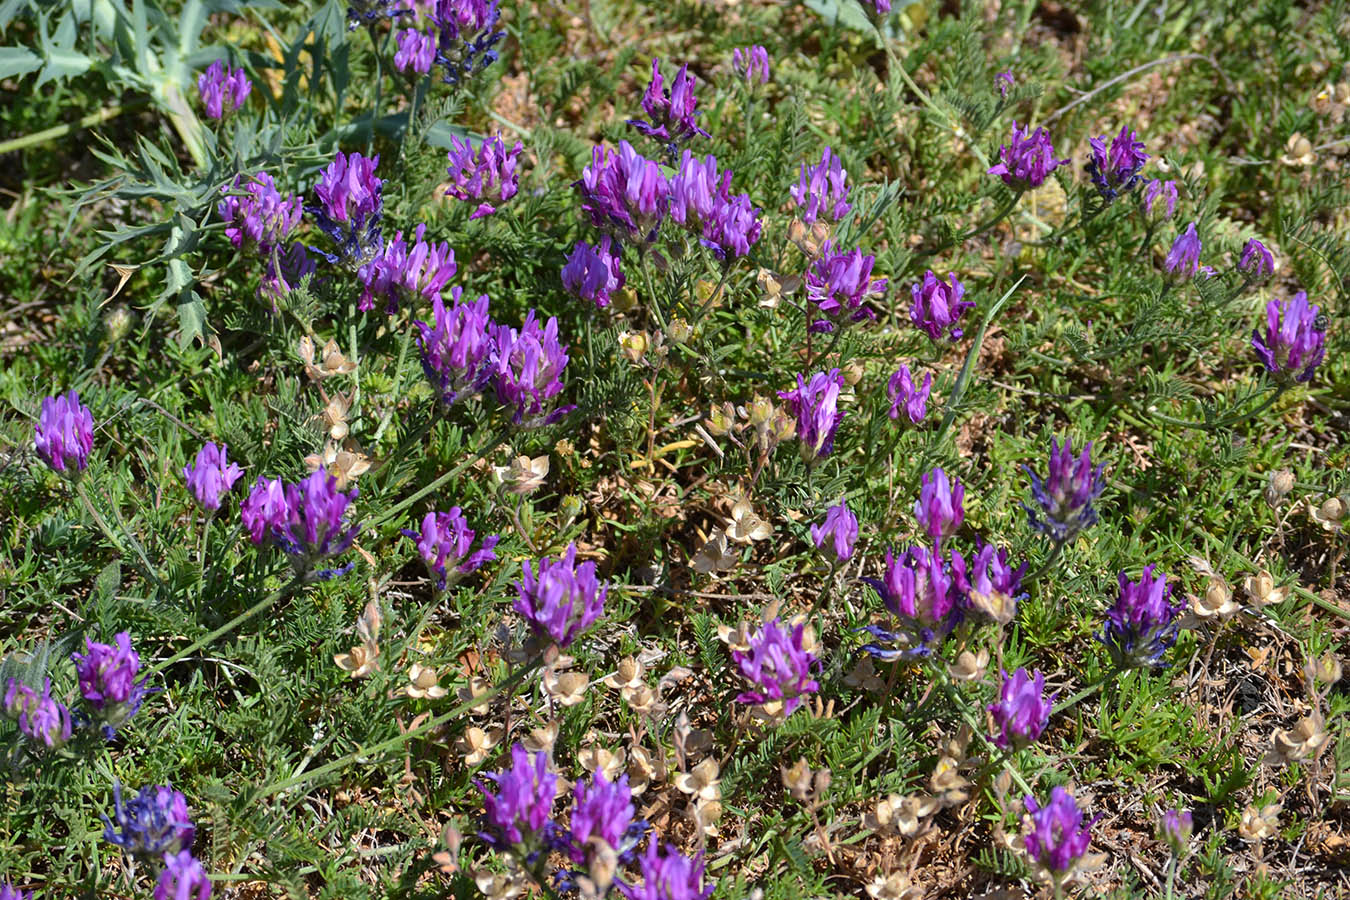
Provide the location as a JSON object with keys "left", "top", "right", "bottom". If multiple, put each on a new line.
{"left": 673, "top": 758, "right": 721, "bottom": 803}
{"left": 1242, "top": 569, "right": 1287, "bottom": 608}
{"left": 403, "top": 663, "right": 448, "bottom": 699}
{"left": 948, "top": 648, "right": 989, "bottom": 682}
{"left": 1266, "top": 714, "right": 1331, "bottom": 766}
{"left": 1190, "top": 576, "right": 1240, "bottom": 622}
{"left": 1238, "top": 802, "right": 1281, "bottom": 842}
{"left": 455, "top": 725, "right": 503, "bottom": 765}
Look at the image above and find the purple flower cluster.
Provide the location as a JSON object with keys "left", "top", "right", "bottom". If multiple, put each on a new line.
{"left": 308, "top": 151, "right": 385, "bottom": 269}
{"left": 561, "top": 236, "right": 626, "bottom": 308}
{"left": 217, "top": 173, "right": 302, "bottom": 254}
{"left": 415, "top": 289, "right": 496, "bottom": 407}
{"left": 811, "top": 498, "right": 858, "bottom": 562}
{"left": 956, "top": 540, "right": 1026, "bottom": 624}
{"left": 0, "top": 884, "right": 29, "bottom": 900}
{"left": 732, "top": 618, "right": 821, "bottom": 715}
{"left": 241, "top": 470, "right": 361, "bottom": 580}
{"left": 197, "top": 60, "right": 250, "bottom": 119}
{"left": 988, "top": 668, "right": 1055, "bottom": 750}
{"left": 988, "top": 122, "right": 1069, "bottom": 191}
{"left": 183, "top": 442, "right": 244, "bottom": 512}
{"left": 731, "top": 45, "right": 770, "bottom": 85}
{"left": 1238, "top": 238, "right": 1275, "bottom": 280}
{"left": 862, "top": 545, "right": 961, "bottom": 656}
{"left": 1159, "top": 808, "right": 1194, "bottom": 855}
{"left": 910, "top": 270, "right": 973, "bottom": 342}
{"left": 427, "top": 0, "right": 506, "bottom": 84}
{"left": 577, "top": 141, "right": 670, "bottom": 243}
{"left": 403, "top": 508, "right": 499, "bottom": 590}
{"left": 791, "top": 147, "right": 851, "bottom": 226}
{"left": 347, "top": 0, "right": 409, "bottom": 28}
{"left": 492, "top": 310, "right": 575, "bottom": 426}
{"left": 914, "top": 467, "right": 964, "bottom": 542}
{"left": 629, "top": 59, "right": 709, "bottom": 148}
{"left": 778, "top": 369, "right": 847, "bottom": 462}
{"left": 445, "top": 133, "right": 523, "bottom": 219}
{"left": 1086, "top": 125, "right": 1148, "bottom": 201}
{"left": 669, "top": 151, "right": 763, "bottom": 259}
{"left": 568, "top": 771, "right": 642, "bottom": 864}
{"left": 1023, "top": 786, "right": 1096, "bottom": 884}
{"left": 1164, "top": 221, "right": 1204, "bottom": 278}
{"left": 395, "top": 27, "right": 437, "bottom": 74}
{"left": 3, "top": 678, "right": 73, "bottom": 749}
{"left": 359, "top": 222, "right": 458, "bottom": 313}
{"left": 103, "top": 783, "right": 195, "bottom": 859}
{"left": 996, "top": 70, "right": 1014, "bottom": 98}
{"left": 479, "top": 743, "right": 559, "bottom": 848}
{"left": 514, "top": 542, "right": 607, "bottom": 648}
{"left": 1024, "top": 437, "right": 1106, "bottom": 544}
{"left": 619, "top": 842, "right": 714, "bottom": 900}
{"left": 1142, "top": 179, "right": 1178, "bottom": 221}
{"left": 34, "top": 389, "right": 94, "bottom": 475}
{"left": 72, "top": 631, "right": 152, "bottom": 737}
{"left": 1100, "top": 565, "right": 1184, "bottom": 669}
{"left": 887, "top": 364, "right": 931, "bottom": 424}
{"left": 805, "top": 242, "right": 885, "bottom": 332}
{"left": 155, "top": 850, "right": 211, "bottom": 900}
{"left": 1251, "top": 291, "right": 1326, "bottom": 384}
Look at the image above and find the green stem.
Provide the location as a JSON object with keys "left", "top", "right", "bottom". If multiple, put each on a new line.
{"left": 75, "top": 481, "right": 161, "bottom": 586}
{"left": 919, "top": 190, "right": 1024, "bottom": 258}
{"left": 1164, "top": 853, "right": 1177, "bottom": 900}
{"left": 1140, "top": 384, "right": 1286, "bottom": 433}
{"left": 933, "top": 275, "right": 1027, "bottom": 447}
{"left": 370, "top": 427, "right": 510, "bottom": 530}
{"left": 0, "top": 100, "right": 149, "bottom": 156}
{"left": 1024, "top": 539, "right": 1064, "bottom": 584}
{"left": 148, "top": 576, "right": 304, "bottom": 676}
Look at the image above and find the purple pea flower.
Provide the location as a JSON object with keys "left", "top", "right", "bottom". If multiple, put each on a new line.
{"left": 514, "top": 542, "right": 607, "bottom": 648}
{"left": 619, "top": 842, "right": 714, "bottom": 900}
{"left": 3, "top": 678, "right": 72, "bottom": 749}
{"left": 811, "top": 498, "right": 858, "bottom": 562}
{"left": 358, "top": 222, "right": 457, "bottom": 313}
{"left": 1086, "top": 124, "right": 1148, "bottom": 200}
{"left": 887, "top": 365, "right": 932, "bottom": 424}
{"left": 862, "top": 545, "right": 962, "bottom": 659}
{"left": 668, "top": 151, "right": 763, "bottom": 259}
{"left": 914, "top": 467, "right": 964, "bottom": 543}
{"left": 569, "top": 771, "right": 641, "bottom": 862}
{"left": 240, "top": 476, "right": 288, "bottom": 545}
{"left": 628, "top": 59, "right": 709, "bottom": 147}
{"left": 1024, "top": 437, "right": 1106, "bottom": 544}
{"left": 1238, "top": 238, "right": 1275, "bottom": 281}
{"left": 1159, "top": 808, "right": 1194, "bottom": 855}
{"left": 71, "top": 631, "right": 153, "bottom": 736}
{"left": 35, "top": 389, "right": 94, "bottom": 475}
{"left": 308, "top": 151, "right": 384, "bottom": 269}
{"left": 242, "top": 472, "right": 360, "bottom": 580}
{"left": 154, "top": 851, "right": 211, "bottom": 900}
{"left": 402, "top": 508, "right": 499, "bottom": 590}
{"left": 871, "top": 0, "right": 892, "bottom": 11}
{"left": 805, "top": 241, "right": 886, "bottom": 331}
{"left": 102, "top": 783, "right": 196, "bottom": 859}
{"left": 1101, "top": 565, "right": 1184, "bottom": 669}
{"left": 732, "top": 618, "right": 821, "bottom": 715}
{"left": 394, "top": 28, "right": 437, "bottom": 74}
{"left": 197, "top": 60, "right": 251, "bottom": 119}
{"left": 988, "top": 668, "right": 1055, "bottom": 750}
{"left": 217, "top": 173, "right": 302, "bottom": 254}
{"left": 0, "top": 884, "right": 29, "bottom": 900}
{"left": 561, "top": 237, "right": 626, "bottom": 308}
{"left": 428, "top": 0, "right": 506, "bottom": 85}
{"left": 988, "top": 121, "right": 1069, "bottom": 191}
{"left": 182, "top": 442, "right": 244, "bottom": 512}
{"left": 445, "top": 133, "right": 523, "bottom": 219}
{"left": 479, "top": 743, "right": 558, "bottom": 848}
{"left": 415, "top": 288, "right": 497, "bottom": 408}
{"left": 910, "top": 270, "right": 973, "bottom": 342}
{"left": 260, "top": 244, "right": 317, "bottom": 302}
{"left": 1142, "top": 179, "right": 1178, "bottom": 221}
{"left": 791, "top": 147, "right": 851, "bottom": 226}
{"left": 953, "top": 539, "right": 1026, "bottom": 624}
{"left": 777, "top": 369, "right": 847, "bottom": 462}
{"left": 731, "top": 45, "right": 770, "bottom": 85}
{"left": 996, "top": 70, "right": 1014, "bottom": 98}
{"left": 1164, "top": 221, "right": 1203, "bottom": 278}
{"left": 1023, "top": 786, "right": 1097, "bottom": 886}
{"left": 490, "top": 310, "right": 575, "bottom": 427}
{"left": 577, "top": 141, "right": 670, "bottom": 243}
{"left": 1251, "top": 291, "right": 1326, "bottom": 384}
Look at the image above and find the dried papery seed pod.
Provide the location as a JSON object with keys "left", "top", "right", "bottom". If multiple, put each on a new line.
{"left": 930, "top": 756, "right": 970, "bottom": 808}
{"left": 493, "top": 454, "right": 550, "bottom": 496}
{"left": 319, "top": 389, "right": 352, "bottom": 441}
{"left": 1311, "top": 495, "right": 1348, "bottom": 532}
{"left": 692, "top": 528, "right": 737, "bottom": 575}
{"left": 543, "top": 670, "right": 589, "bottom": 707}
{"left": 603, "top": 656, "right": 645, "bottom": 691}
{"left": 577, "top": 745, "right": 626, "bottom": 782}
{"left": 454, "top": 725, "right": 502, "bottom": 765}
{"left": 866, "top": 872, "right": 923, "bottom": 900}
{"left": 842, "top": 359, "right": 865, "bottom": 385}
{"left": 622, "top": 683, "right": 659, "bottom": 715}
{"left": 522, "top": 720, "right": 559, "bottom": 754}
{"left": 726, "top": 499, "right": 773, "bottom": 543}
{"left": 627, "top": 745, "right": 666, "bottom": 795}
{"left": 691, "top": 798, "right": 722, "bottom": 837}
{"left": 1265, "top": 714, "right": 1331, "bottom": 766}
{"left": 813, "top": 767, "right": 832, "bottom": 797}
{"left": 781, "top": 757, "right": 813, "bottom": 802}
{"left": 843, "top": 656, "right": 885, "bottom": 692}
{"left": 618, "top": 330, "right": 649, "bottom": 366}
{"left": 948, "top": 648, "right": 989, "bottom": 682}
{"left": 674, "top": 758, "right": 721, "bottom": 802}
{"left": 1238, "top": 802, "right": 1281, "bottom": 842}
{"left": 1265, "top": 469, "right": 1295, "bottom": 507}
{"left": 456, "top": 675, "right": 492, "bottom": 715}
{"left": 1191, "top": 577, "right": 1240, "bottom": 622}
{"left": 1280, "top": 133, "right": 1316, "bottom": 167}
{"left": 403, "top": 663, "right": 448, "bottom": 699}
{"left": 1242, "top": 570, "right": 1287, "bottom": 609}
{"left": 1309, "top": 653, "right": 1343, "bottom": 686}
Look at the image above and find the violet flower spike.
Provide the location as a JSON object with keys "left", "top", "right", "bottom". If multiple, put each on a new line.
{"left": 428, "top": 0, "right": 505, "bottom": 85}
{"left": 887, "top": 364, "right": 932, "bottom": 424}
{"left": 1100, "top": 564, "right": 1184, "bottom": 669}
{"left": 478, "top": 743, "right": 559, "bottom": 848}
{"left": 490, "top": 309, "right": 575, "bottom": 427}
{"left": 1142, "top": 179, "right": 1178, "bottom": 221}
{"left": 1238, "top": 238, "right": 1275, "bottom": 281}
{"left": 569, "top": 771, "right": 639, "bottom": 863}
{"left": 988, "top": 668, "right": 1055, "bottom": 750}
{"left": 777, "top": 369, "right": 847, "bottom": 462}
{"left": 1023, "top": 437, "right": 1106, "bottom": 544}
{"left": 182, "top": 442, "right": 244, "bottom": 512}
{"left": 445, "top": 133, "right": 523, "bottom": 219}
{"left": 804, "top": 241, "right": 885, "bottom": 332}
{"left": 871, "top": 0, "right": 892, "bottom": 12}
{"left": 402, "top": 508, "right": 499, "bottom": 591}
{"left": 3, "top": 677, "right": 72, "bottom": 749}
{"left": 861, "top": 545, "right": 962, "bottom": 660}
{"left": 1251, "top": 291, "right": 1326, "bottom": 384}
{"left": 217, "top": 172, "right": 302, "bottom": 254}
{"left": 1164, "top": 221, "right": 1203, "bottom": 278}
{"left": 953, "top": 539, "right": 1026, "bottom": 625}
{"left": 394, "top": 28, "right": 437, "bottom": 74}
{"left": 358, "top": 222, "right": 457, "bottom": 313}
{"left": 1159, "top": 809, "right": 1194, "bottom": 856}
{"left": 240, "top": 476, "right": 288, "bottom": 545}
{"left": 731, "top": 45, "right": 770, "bottom": 85}
{"left": 1022, "top": 786, "right": 1097, "bottom": 886}
{"left": 72, "top": 631, "right": 153, "bottom": 736}
{"left": 415, "top": 288, "right": 497, "bottom": 408}
{"left": 810, "top": 498, "right": 858, "bottom": 562}
{"left": 197, "top": 60, "right": 251, "bottom": 119}
{"left": 35, "top": 388, "right": 94, "bottom": 475}
{"left": 1086, "top": 124, "right": 1148, "bottom": 201}
{"left": 576, "top": 141, "right": 670, "bottom": 243}
{"left": 914, "top": 467, "right": 964, "bottom": 543}
{"left": 102, "top": 782, "right": 196, "bottom": 859}
{"left": 561, "top": 237, "right": 626, "bottom": 308}
{"left": 732, "top": 618, "right": 820, "bottom": 715}
{"left": 628, "top": 58, "right": 710, "bottom": 148}
{"left": 513, "top": 542, "right": 607, "bottom": 648}
{"left": 0, "top": 884, "right": 30, "bottom": 900}
{"left": 791, "top": 147, "right": 851, "bottom": 226}
{"left": 988, "top": 121, "right": 1069, "bottom": 191}
{"left": 910, "top": 270, "right": 973, "bottom": 342}
{"left": 154, "top": 851, "right": 211, "bottom": 900}
{"left": 308, "top": 151, "right": 384, "bottom": 269}
{"left": 668, "top": 151, "right": 763, "bottom": 259}
{"left": 276, "top": 470, "right": 361, "bottom": 580}
{"left": 619, "top": 842, "right": 714, "bottom": 900}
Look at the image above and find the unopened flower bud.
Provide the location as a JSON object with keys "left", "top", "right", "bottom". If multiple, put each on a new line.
{"left": 618, "top": 330, "right": 649, "bottom": 365}
{"left": 105, "top": 306, "right": 133, "bottom": 344}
